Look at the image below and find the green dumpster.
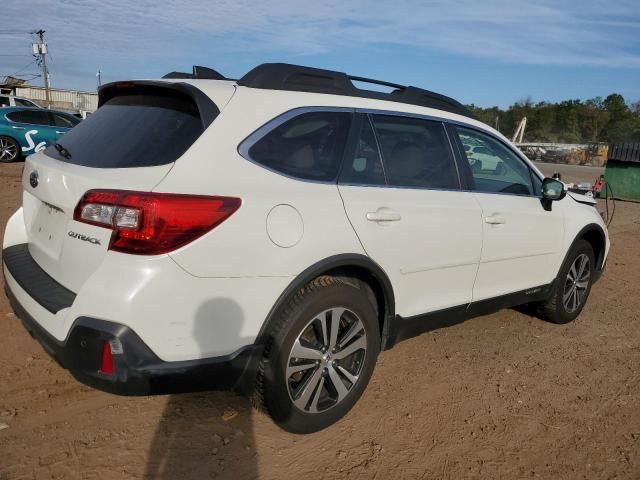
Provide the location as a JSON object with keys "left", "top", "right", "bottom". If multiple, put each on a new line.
{"left": 604, "top": 143, "right": 640, "bottom": 202}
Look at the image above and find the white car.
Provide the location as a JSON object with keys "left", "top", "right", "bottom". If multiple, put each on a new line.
{"left": 0, "top": 95, "right": 41, "bottom": 108}
{"left": 2, "top": 63, "right": 609, "bottom": 433}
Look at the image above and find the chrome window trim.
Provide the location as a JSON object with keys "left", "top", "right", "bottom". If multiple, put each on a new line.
{"left": 338, "top": 182, "right": 470, "bottom": 194}
{"left": 237, "top": 105, "right": 544, "bottom": 196}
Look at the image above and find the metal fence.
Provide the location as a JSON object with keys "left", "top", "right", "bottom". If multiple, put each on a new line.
{"left": 14, "top": 86, "right": 98, "bottom": 112}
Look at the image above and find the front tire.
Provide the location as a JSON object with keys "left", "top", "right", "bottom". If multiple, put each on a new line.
{"left": 255, "top": 276, "right": 380, "bottom": 433}
{"left": 539, "top": 240, "right": 595, "bottom": 324}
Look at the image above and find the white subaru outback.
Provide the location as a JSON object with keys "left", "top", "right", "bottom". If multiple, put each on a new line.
{"left": 2, "top": 64, "right": 609, "bottom": 433}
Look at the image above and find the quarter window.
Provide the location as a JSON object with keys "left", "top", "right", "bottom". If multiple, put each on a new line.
{"left": 14, "top": 98, "right": 37, "bottom": 107}
{"left": 456, "top": 126, "right": 534, "bottom": 196}
{"left": 370, "top": 115, "right": 459, "bottom": 189}
{"left": 247, "top": 111, "right": 351, "bottom": 182}
{"left": 51, "top": 112, "right": 80, "bottom": 128}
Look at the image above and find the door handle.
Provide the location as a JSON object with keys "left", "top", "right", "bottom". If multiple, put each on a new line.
{"left": 11, "top": 126, "right": 24, "bottom": 130}
{"left": 484, "top": 214, "right": 506, "bottom": 225}
{"left": 366, "top": 208, "right": 401, "bottom": 222}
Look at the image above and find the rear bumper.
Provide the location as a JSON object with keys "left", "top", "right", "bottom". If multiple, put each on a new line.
{"left": 3, "top": 265, "right": 262, "bottom": 396}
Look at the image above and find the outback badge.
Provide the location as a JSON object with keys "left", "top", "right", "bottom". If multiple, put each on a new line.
{"left": 68, "top": 231, "right": 102, "bottom": 245}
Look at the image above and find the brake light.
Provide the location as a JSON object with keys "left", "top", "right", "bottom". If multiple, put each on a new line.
{"left": 74, "top": 190, "right": 241, "bottom": 255}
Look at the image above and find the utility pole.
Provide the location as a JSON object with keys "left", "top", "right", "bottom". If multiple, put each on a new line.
{"left": 32, "top": 29, "right": 50, "bottom": 107}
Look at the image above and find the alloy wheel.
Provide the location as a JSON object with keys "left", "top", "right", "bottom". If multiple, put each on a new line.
{"left": 563, "top": 253, "right": 590, "bottom": 313}
{"left": 0, "top": 138, "right": 18, "bottom": 162}
{"left": 286, "top": 307, "right": 367, "bottom": 413}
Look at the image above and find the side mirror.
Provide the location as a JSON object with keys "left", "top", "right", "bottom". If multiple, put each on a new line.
{"left": 542, "top": 177, "right": 566, "bottom": 200}
{"left": 541, "top": 177, "right": 566, "bottom": 210}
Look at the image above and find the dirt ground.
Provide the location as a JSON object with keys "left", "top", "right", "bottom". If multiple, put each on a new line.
{"left": 0, "top": 161, "right": 639, "bottom": 480}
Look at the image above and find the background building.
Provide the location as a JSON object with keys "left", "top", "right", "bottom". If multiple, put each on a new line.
{"left": 0, "top": 77, "right": 97, "bottom": 114}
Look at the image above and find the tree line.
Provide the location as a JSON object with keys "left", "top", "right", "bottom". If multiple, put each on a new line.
{"left": 468, "top": 94, "right": 640, "bottom": 144}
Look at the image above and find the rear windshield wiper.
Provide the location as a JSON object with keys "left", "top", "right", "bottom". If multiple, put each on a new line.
{"left": 54, "top": 142, "right": 72, "bottom": 159}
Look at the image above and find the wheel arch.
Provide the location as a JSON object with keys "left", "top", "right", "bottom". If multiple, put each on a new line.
{"left": 564, "top": 223, "right": 607, "bottom": 280}
{"left": 255, "top": 254, "right": 396, "bottom": 350}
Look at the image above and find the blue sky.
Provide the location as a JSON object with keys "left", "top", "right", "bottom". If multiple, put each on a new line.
{"left": 1, "top": 0, "right": 639, "bottom": 108}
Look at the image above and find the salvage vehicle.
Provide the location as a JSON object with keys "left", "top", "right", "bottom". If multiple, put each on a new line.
{"left": 2, "top": 63, "right": 609, "bottom": 433}
{"left": 0, "top": 107, "right": 80, "bottom": 162}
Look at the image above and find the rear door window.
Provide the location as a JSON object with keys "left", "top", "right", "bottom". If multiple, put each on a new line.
{"left": 370, "top": 115, "right": 459, "bottom": 189}
{"left": 45, "top": 93, "right": 205, "bottom": 168}
{"left": 339, "top": 115, "right": 386, "bottom": 186}
{"left": 246, "top": 111, "right": 351, "bottom": 182}
{"left": 6, "top": 110, "right": 51, "bottom": 126}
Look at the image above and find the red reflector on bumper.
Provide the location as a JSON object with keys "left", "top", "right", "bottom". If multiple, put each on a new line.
{"left": 100, "top": 341, "right": 115, "bottom": 375}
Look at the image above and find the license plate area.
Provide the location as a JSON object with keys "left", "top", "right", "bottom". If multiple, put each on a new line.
{"left": 30, "top": 200, "right": 68, "bottom": 258}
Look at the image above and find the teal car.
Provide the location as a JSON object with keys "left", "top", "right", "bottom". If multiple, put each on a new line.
{"left": 0, "top": 107, "right": 80, "bottom": 162}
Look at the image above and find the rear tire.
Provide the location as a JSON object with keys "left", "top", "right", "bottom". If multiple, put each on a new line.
{"left": 255, "top": 276, "right": 380, "bottom": 433}
{"left": 0, "top": 136, "right": 21, "bottom": 163}
{"left": 538, "top": 240, "right": 595, "bottom": 324}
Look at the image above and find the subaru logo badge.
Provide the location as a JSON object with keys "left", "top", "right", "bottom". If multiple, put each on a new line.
{"left": 29, "top": 170, "right": 39, "bottom": 188}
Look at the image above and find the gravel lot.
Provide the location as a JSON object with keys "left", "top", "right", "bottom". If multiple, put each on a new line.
{"left": 1, "top": 161, "right": 638, "bottom": 479}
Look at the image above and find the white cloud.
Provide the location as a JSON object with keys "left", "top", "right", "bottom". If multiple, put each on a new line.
{"left": 2, "top": 0, "right": 639, "bottom": 89}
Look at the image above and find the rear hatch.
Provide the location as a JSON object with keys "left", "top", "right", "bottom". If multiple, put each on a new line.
{"left": 21, "top": 81, "right": 228, "bottom": 292}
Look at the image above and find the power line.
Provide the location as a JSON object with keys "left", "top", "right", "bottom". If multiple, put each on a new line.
{"left": 0, "top": 74, "right": 41, "bottom": 81}
{"left": 0, "top": 31, "right": 33, "bottom": 35}
{"left": 15, "top": 59, "right": 38, "bottom": 75}
{"left": 0, "top": 73, "right": 40, "bottom": 76}
{"left": 0, "top": 60, "right": 39, "bottom": 81}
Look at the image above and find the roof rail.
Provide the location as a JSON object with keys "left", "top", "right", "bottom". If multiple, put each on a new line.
{"left": 237, "top": 63, "right": 475, "bottom": 119}
{"left": 162, "top": 65, "right": 226, "bottom": 80}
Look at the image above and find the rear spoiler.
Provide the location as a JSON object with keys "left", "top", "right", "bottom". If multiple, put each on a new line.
{"left": 97, "top": 80, "right": 221, "bottom": 130}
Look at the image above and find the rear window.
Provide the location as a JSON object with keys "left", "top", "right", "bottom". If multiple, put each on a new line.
{"left": 45, "top": 93, "right": 204, "bottom": 168}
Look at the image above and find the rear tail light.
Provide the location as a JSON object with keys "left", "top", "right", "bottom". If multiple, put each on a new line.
{"left": 74, "top": 190, "right": 241, "bottom": 255}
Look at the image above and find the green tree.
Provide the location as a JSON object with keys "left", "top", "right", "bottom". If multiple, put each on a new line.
{"left": 467, "top": 93, "right": 639, "bottom": 144}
